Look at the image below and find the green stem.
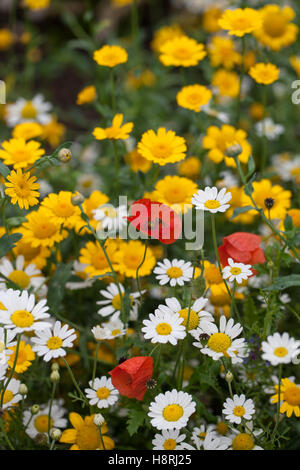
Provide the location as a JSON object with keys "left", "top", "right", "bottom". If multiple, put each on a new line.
{"left": 62, "top": 357, "right": 87, "bottom": 403}
{"left": 236, "top": 36, "right": 246, "bottom": 126}
{"left": 0, "top": 420, "right": 14, "bottom": 450}
{"left": 92, "top": 342, "right": 100, "bottom": 387}
{"left": 47, "top": 382, "right": 56, "bottom": 441}
{"left": 261, "top": 84, "right": 267, "bottom": 173}
{"left": 136, "top": 239, "right": 148, "bottom": 297}
{"left": 110, "top": 69, "right": 116, "bottom": 113}
{"left": 271, "top": 364, "right": 282, "bottom": 442}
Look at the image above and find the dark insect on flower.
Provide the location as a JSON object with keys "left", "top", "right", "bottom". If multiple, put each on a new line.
{"left": 146, "top": 378, "right": 157, "bottom": 390}
{"left": 264, "top": 197, "right": 275, "bottom": 209}
{"left": 199, "top": 333, "right": 210, "bottom": 343}
{"left": 118, "top": 356, "right": 128, "bottom": 364}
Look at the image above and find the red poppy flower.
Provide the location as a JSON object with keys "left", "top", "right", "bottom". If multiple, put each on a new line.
{"left": 109, "top": 356, "right": 153, "bottom": 401}
{"left": 218, "top": 232, "right": 266, "bottom": 266}
{"left": 127, "top": 198, "right": 182, "bottom": 245}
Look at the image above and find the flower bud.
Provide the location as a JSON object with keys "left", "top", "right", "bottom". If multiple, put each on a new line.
{"left": 71, "top": 192, "right": 85, "bottom": 206}
{"left": 18, "top": 384, "right": 28, "bottom": 396}
{"left": 93, "top": 413, "right": 105, "bottom": 427}
{"left": 51, "top": 362, "right": 59, "bottom": 371}
{"left": 50, "top": 428, "right": 62, "bottom": 441}
{"left": 58, "top": 148, "right": 72, "bottom": 163}
{"left": 225, "top": 371, "right": 233, "bottom": 384}
{"left": 50, "top": 370, "right": 60, "bottom": 383}
{"left": 34, "top": 432, "right": 48, "bottom": 446}
{"left": 226, "top": 143, "right": 242, "bottom": 159}
{"left": 31, "top": 404, "right": 40, "bottom": 415}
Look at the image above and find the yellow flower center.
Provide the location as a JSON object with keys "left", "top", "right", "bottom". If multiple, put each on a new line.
{"left": 164, "top": 186, "right": 187, "bottom": 204}
{"left": 273, "top": 347, "right": 288, "bottom": 357}
{"left": 103, "top": 207, "right": 117, "bottom": 218}
{"left": 10, "top": 310, "right": 34, "bottom": 328}
{"left": 153, "top": 143, "right": 172, "bottom": 159}
{"left": 96, "top": 387, "right": 110, "bottom": 400}
{"left": 204, "top": 199, "right": 221, "bottom": 210}
{"left": 199, "top": 432, "right": 206, "bottom": 440}
{"left": 76, "top": 424, "right": 101, "bottom": 451}
{"left": 112, "top": 294, "right": 123, "bottom": 311}
{"left": 111, "top": 329, "right": 122, "bottom": 336}
{"left": 0, "top": 341, "right": 5, "bottom": 353}
{"left": 232, "top": 433, "right": 254, "bottom": 450}
{"left": 53, "top": 202, "right": 74, "bottom": 218}
{"left": 263, "top": 14, "right": 287, "bottom": 38}
{"left": 34, "top": 415, "right": 53, "bottom": 433}
{"left": 230, "top": 267, "right": 242, "bottom": 276}
{"left": 21, "top": 101, "right": 37, "bottom": 119}
{"left": 8, "top": 270, "right": 31, "bottom": 289}
{"left": 2, "top": 390, "right": 14, "bottom": 405}
{"left": 14, "top": 180, "right": 32, "bottom": 198}
{"left": 163, "top": 438, "right": 177, "bottom": 450}
{"left": 283, "top": 387, "right": 300, "bottom": 406}
{"left": 178, "top": 308, "right": 199, "bottom": 331}
{"left": 166, "top": 267, "right": 183, "bottom": 279}
{"left": 216, "top": 421, "right": 229, "bottom": 435}
{"left": 233, "top": 405, "right": 245, "bottom": 417}
{"left": 207, "top": 332, "right": 231, "bottom": 353}
{"left": 34, "top": 219, "right": 57, "bottom": 239}
{"left": 174, "top": 47, "right": 190, "bottom": 60}
{"left": 156, "top": 322, "right": 172, "bottom": 336}
{"left": 46, "top": 336, "right": 63, "bottom": 350}
{"left": 163, "top": 404, "right": 184, "bottom": 422}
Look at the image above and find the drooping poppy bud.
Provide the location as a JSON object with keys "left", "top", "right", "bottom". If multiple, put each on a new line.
{"left": 109, "top": 356, "right": 153, "bottom": 401}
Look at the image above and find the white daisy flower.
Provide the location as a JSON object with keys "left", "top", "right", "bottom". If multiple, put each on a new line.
{"left": 97, "top": 283, "right": 144, "bottom": 321}
{"left": 191, "top": 186, "right": 232, "bottom": 213}
{"left": 210, "top": 416, "right": 231, "bottom": 438}
{"left": 255, "top": 118, "right": 284, "bottom": 140}
{"left": 66, "top": 260, "right": 94, "bottom": 291}
{"left": 5, "top": 94, "right": 52, "bottom": 127}
{"left": 0, "top": 327, "right": 16, "bottom": 365}
{"left": 93, "top": 204, "right": 127, "bottom": 233}
{"left": 1, "top": 377, "right": 24, "bottom": 409}
{"left": 77, "top": 173, "right": 102, "bottom": 196}
{"left": 142, "top": 307, "right": 186, "bottom": 345}
{"left": 216, "top": 171, "right": 238, "bottom": 189}
{"left": 152, "top": 429, "right": 194, "bottom": 450}
{"left": 153, "top": 259, "right": 194, "bottom": 287}
{"left": 222, "top": 258, "right": 252, "bottom": 284}
{"left": 85, "top": 376, "right": 119, "bottom": 409}
{"left": 0, "top": 363, "right": 8, "bottom": 381}
{"left": 148, "top": 389, "right": 196, "bottom": 430}
{"left": 99, "top": 313, "right": 127, "bottom": 340}
{"left": 23, "top": 399, "right": 67, "bottom": 440}
{"left": 0, "top": 255, "right": 46, "bottom": 293}
{"left": 191, "top": 423, "right": 216, "bottom": 446}
{"left": 193, "top": 431, "right": 231, "bottom": 450}
{"left": 0, "top": 289, "right": 51, "bottom": 335}
{"left": 228, "top": 422, "right": 263, "bottom": 450}
{"left": 165, "top": 297, "right": 213, "bottom": 336}
{"left": 222, "top": 394, "right": 255, "bottom": 425}
{"left": 31, "top": 321, "right": 77, "bottom": 362}
{"left": 261, "top": 332, "right": 300, "bottom": 366}
{"left": 192, "top": 316, "right": 247, "bottom": 364}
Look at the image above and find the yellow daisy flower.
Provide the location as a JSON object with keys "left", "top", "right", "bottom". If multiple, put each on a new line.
{"left": 124, "top": 148, "right": 152, "bottom": 173}
{"left": 79, "top": 240, "right": 119, "bottom": 279}
{"left": 114, "top": 240, "right": 156, "bottom": 278}
{"left": 4, "top": 169, "right": 40, "bottom": 210}
{"left": 60, "top": 412, "right": 114, "bottom": 450}
{"left": 202, "top": 7, "right": 223, "bottom": 33}
{"left": 93, "top": 114, "right": 133, "bottom": 141}
{"left": 159, "top": 35, "right": 206, "bottom": 68}
{"left": 208, "top": 36, "right": 241, "bottom": 70}
{"left": 249, "top": 63, "right": 280, "bottom": 85}
{"left": 76, "top": 85, "right": 97, "bottom": 105}
{"left": 225, "top": 187, "right": 255, "bottom": 224}
{"left": 151, "top": 175, "right": 198, "bottom": 214}
{"left": 290, "top": 56, "right": 300, "bottom": 78}
{"left": 203, "top": 260, "right": 223, "bottom": 288}
{"left": 8, "top": 340, "right": 35, "bottom": 374}
{"left": 0, "top": 138, "right": 45, "bottom": 169}
{"left": 218, "top": 8, "right": 263, "bottom": 37}
{"left": 254, "top": 5, "right": 298, "bottom": 51}
{"left": 12, "top": 230, "right": 50, "bottom": 270}
{"left": 176, "top": 84, "right": 212, "bottom": 112}
{"left": 244, "top": 179, "right": 291, "bottom": 220}
{"left": 203, "top": 125, "right": 252, "bottom": 167}
{"left": 93, "top": 45, "right": 128, "bottom": 68}
{"left": 81, "top": 190, "right": 109, "bottom": 231}
{"left": 178, "top": 156, "right": 201, "bottom": 180}
{"left": 212, "top": 69, "right": 240, "bottom": 98}
{"left": 21, "top": 207, "right": 68, "bottom": 248}
{"left": 42, "top": 116, "right": 66, "bottom": 148}
{"left": 41, "top": 191, "right": 84, "bottom": 232}
{"left": 12, "top": 122, "right": 44, "bottom": 141}
{"left": 0, "top": 29, "right": 14, "bottom": 50}
{"left": 151, "top": 24, "right": 184, "bottom": 53}
{"left": 138, "top": 127, "right": 186, "bottom": 166}
{"left": 24, "top": 0, "right": 50, "bottom": 9}
{"left": 271, "top": 378, "right": 300, "bottom": 418}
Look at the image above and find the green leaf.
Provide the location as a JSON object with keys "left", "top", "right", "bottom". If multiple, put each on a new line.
{"left": 263, "top": 275, "right": 300, "bottom": 291}
{"left": 231, "top": 206, "right": 253, "bottom": 220}
{"left": 0, "top": 232, "right": 22, "bottom": 259}
{"left": 0, "top": 161, "right": 10, "bottom": 178}
{"left": 47, "top": 262, "right": 73, "bottom": 312}
{"left": 126, "top": 409, "right": 145, "bottom": 436}
{"left": 283, "top": 213, "right": 294, "bottom": 232}
{"left": 246, "top": 155, "right": 256, "bottom": 178}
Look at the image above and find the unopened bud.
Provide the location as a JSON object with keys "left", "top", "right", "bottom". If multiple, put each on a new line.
{"left": 51, "top": 362, "right": 59, "bottom": 371}
{"left": 71, "top": 192, "right": 85, "bottom": 206}
{"left": 226, "top": 143, "right": 242, "bottom": 158}
{"left": 19, "top": 384, "right": 28, "bottom": 396}
{"left": 93, "top": 413, "right": 105, "bottom": 427}
{"left": 225, "top": 371, "right": 233, "bottom": 383}
{"left": 34, "top": 432, "right": 48, "bottom": 446}
{"left": 267, "top": 260, "right": 274, "bottom": 269}
{"left": 31, "top": 404, "right": 40, "bottom": 415}
{"left": 50, "top": 428, "right": 62, "bottom": 441}
{"left": 264, "top": 197, "right": 275, "bottom": 210}
{"left": 50, "top": 370, "right": 60, "bottom": 383}
{"left": 58, "top": 148, "right": 72, "bottom": 163}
